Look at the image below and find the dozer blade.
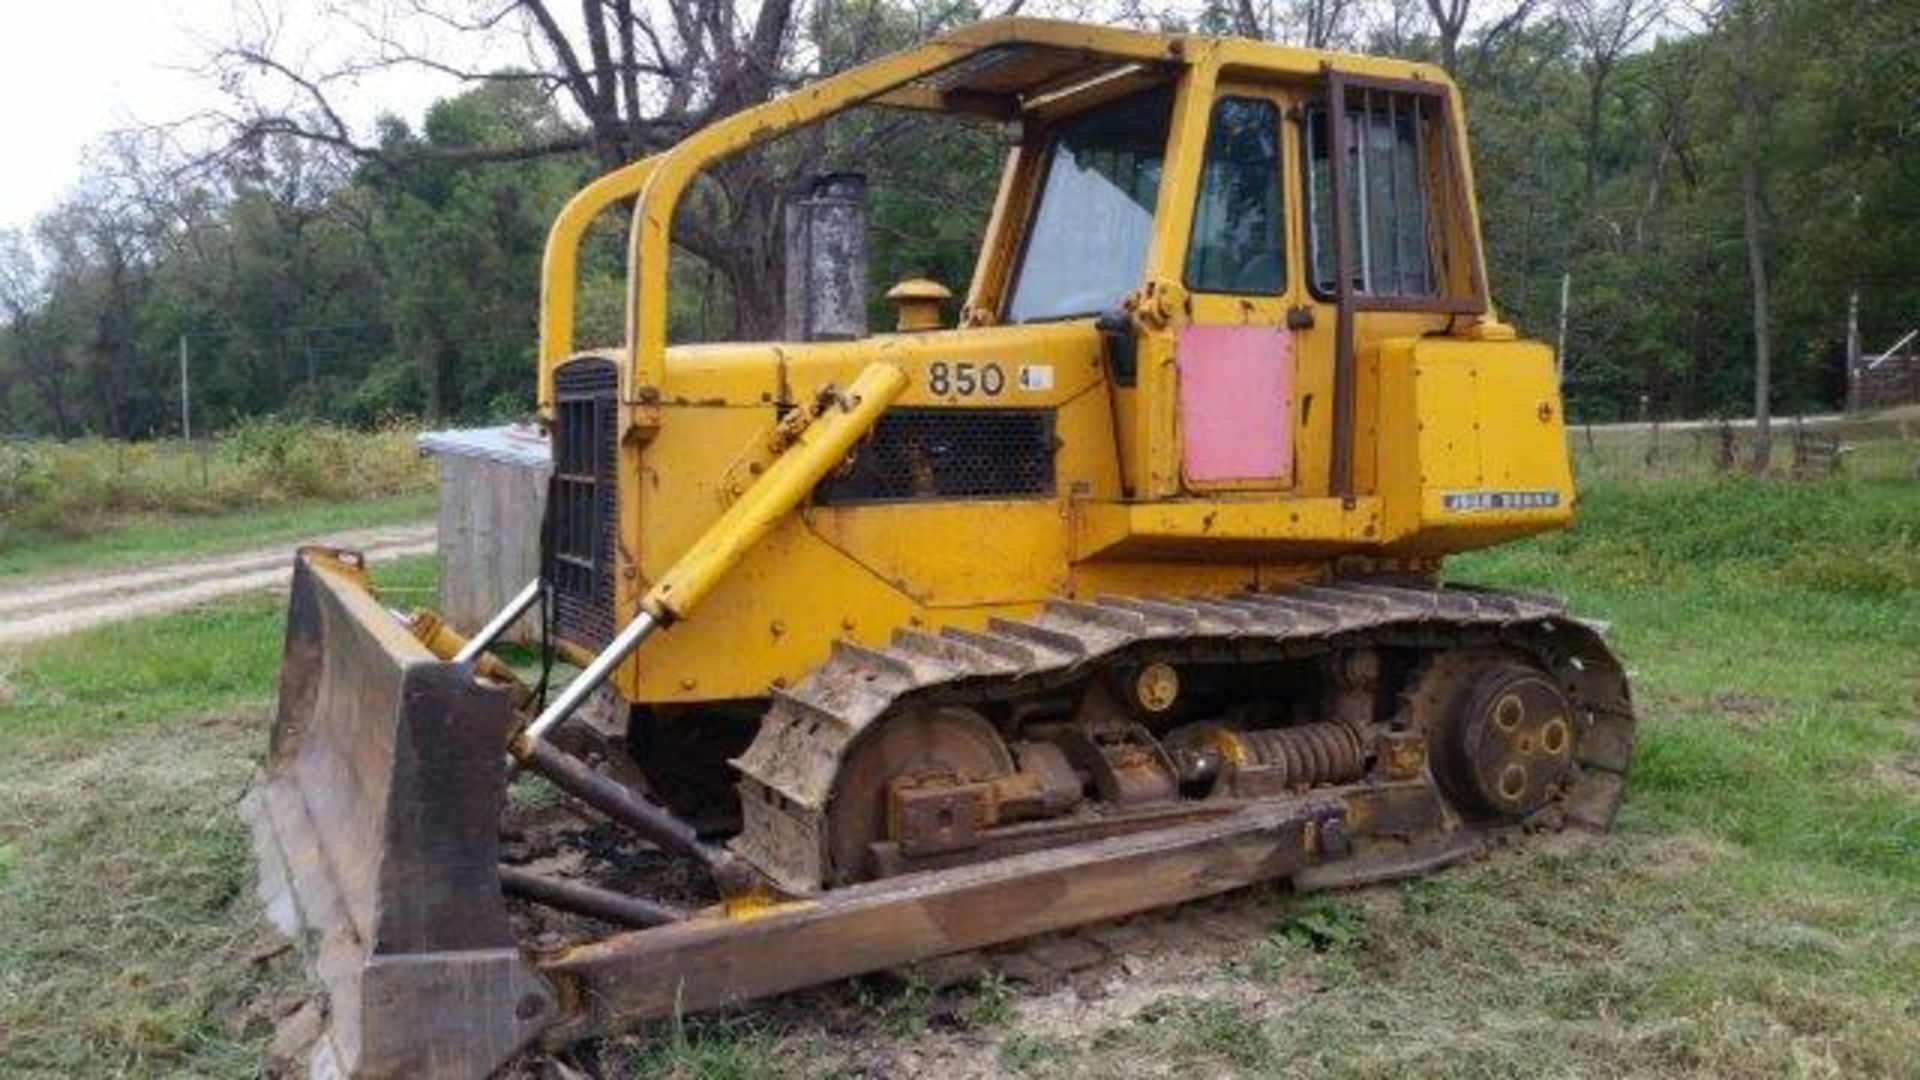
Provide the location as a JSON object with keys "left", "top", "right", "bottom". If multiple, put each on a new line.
{"left": 245, "top": 548, "right": 556, "bottom": 1078}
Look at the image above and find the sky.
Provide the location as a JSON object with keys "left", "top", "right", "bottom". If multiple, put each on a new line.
{"left": 0, "top": 1, "right": 469, "bottom": 233}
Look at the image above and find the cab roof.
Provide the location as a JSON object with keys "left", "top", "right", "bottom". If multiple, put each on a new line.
{"left": 872, "top": 18, "right": 1454, "bottom": 120}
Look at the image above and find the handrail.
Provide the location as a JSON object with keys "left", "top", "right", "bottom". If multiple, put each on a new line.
{"left": 537, "top": 157, "right": 659, "bottom": 413}
{"left": 623, "top": 42, "right": 972, "bottom": 404}
{"left": 620, "top": 19, "right": 1181, "bottom": 407}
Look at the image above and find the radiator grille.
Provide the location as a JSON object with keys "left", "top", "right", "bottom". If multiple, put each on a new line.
{"left": 550, "top": 359, "right": 618, "bottom": 649}
{"left": 814, "top": 408, "right": 1055, "bottom": 504}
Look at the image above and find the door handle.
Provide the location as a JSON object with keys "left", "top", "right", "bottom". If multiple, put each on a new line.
{"left": 1286, "top": 305, "right": 1316, "bottom": 330}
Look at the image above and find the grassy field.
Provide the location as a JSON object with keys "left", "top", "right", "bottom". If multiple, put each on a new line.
{"left": 0, "top": 421, "right": 434, "bottom": 567}
{"left": 1, "top": 472, "right": 1915, "bottom": 1076}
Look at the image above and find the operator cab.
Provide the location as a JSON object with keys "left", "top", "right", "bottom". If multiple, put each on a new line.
{"left": 991, "top": 70, "right": 1484, "bottom": 500}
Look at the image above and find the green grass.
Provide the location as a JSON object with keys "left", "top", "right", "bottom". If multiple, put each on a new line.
{"left": 2, "top": 468, "right": 1917, "bottom": 1077}
{"left": 0, "top": 491, "right": 434, "bottom": 581}
{"left": 0, "top": 558, "right": 433, "bottom": 1076}
{"left": 957, "top": 473, "right": 1919, "bottom": 1077}
{"left": 564, "top": 476, "right": 1919, "bottom": 1078}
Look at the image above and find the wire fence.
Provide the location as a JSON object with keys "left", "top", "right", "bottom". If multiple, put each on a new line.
{"left": 1568, "top": 411, "right": 1920, "bottom": 484}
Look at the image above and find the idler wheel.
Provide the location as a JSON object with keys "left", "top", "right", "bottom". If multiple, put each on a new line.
{"left": 824, "top": 706, "right": 1013, "bottom": 885}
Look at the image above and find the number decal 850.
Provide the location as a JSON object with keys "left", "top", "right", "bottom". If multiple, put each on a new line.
{"left": 927, "top": 362, "right": 1005, "bottom": 398}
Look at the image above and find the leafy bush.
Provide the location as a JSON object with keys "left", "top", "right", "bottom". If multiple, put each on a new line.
{"left": 0, "top": 443, "right": 55, "bottom": 546}
{"left": 0, "top": 422, "right": 433, "bottom": 550}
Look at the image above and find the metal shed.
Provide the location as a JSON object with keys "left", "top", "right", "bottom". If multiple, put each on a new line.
{"left": 417, "top": 425, "right": 550, "bottom": 643}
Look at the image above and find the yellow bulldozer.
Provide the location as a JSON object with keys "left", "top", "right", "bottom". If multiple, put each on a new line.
{"left": 251, "top": 17, "right": 1635, "bottom": 1076}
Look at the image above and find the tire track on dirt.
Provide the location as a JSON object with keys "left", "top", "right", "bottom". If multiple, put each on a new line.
{"left": 0, "top": 524, "right": 435, "bottom": 646}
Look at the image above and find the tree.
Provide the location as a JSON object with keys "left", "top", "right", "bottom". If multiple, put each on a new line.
{"left": 1720, "top": 0, "right": 1775, "bottom": 468}
{"left": 1422, "top": 0, "right": 1541, "bottom": 80}
{"left": 3, "top": 0, "right": 1916, "bottom": 436}
{"left": 212, "top": 0, "right": 1018, "bottom": 341}
{"left": 0, "top": 231, "right": 74, "bottom": 437}
{"left": 1561, "top": 0, "right": 1665, "bottom": 203}
{"left": 1218, "top": 0, "right": 1359, "bottom": 45}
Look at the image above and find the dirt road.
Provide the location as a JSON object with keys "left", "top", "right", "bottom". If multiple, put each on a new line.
{"left": 0, "top": 523, "right": 435, "bottom": 647}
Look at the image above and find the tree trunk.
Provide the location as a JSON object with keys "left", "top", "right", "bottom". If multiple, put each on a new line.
{"left": 1733, "top": 0, "right": 1771, "bottom": 471}
{"left": 1423, "top": 1, "right": 1466, "bottom": 77}
{"left": 1740, "top": 155, "right": 1770, "bottom": 471}
{"left": 26, "top": 341, "right": 75, "bottom": 439}
{"left": 1583, "top": 67, "right": 1608, "bottom": 204}
{"left": 699, "top": 159, "right": 788, "bottom": 341}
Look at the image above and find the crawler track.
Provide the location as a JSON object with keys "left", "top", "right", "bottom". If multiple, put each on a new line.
{"left": 733, "top": 579, "right": 1635, "bottom": 895}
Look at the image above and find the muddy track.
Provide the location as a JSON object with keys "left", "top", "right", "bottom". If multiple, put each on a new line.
{"left": 490, "top": 579, "right": 1633, "bottom": 1074}
{"left": 732, "top": 581, "right": 1635, "bottom": 894}
{"left": 0, "top": 523, "right": 435, "bottom": 646}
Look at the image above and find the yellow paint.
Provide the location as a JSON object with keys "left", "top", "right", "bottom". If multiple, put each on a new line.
{"left": 884, "top": 279, "right": 953, "bottom": 331}
{"left": 642, "top": 363, "right": 907, "bottom": 620}
{"left": 517, "top": 18, "right": 1579, "bottom": 705}
{"left": 538, "top": 163, "right": 656, "bottom": 414}
{"left": 723, "top": 887, "right": 817, "bottom": 921}
{"left": 1373, "top": 337, "right": 1574, "bottom": 553}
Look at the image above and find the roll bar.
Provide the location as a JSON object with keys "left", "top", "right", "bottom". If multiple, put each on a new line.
{"left": 533, "top": 18, "right": 1183, "bottom": 417}
{"left": 532, "top": 17, "right": 1491, "bottom": 424}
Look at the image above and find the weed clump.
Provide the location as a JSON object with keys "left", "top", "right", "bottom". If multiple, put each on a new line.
{"left": 0, "top": 421, "right": 431, "bottom": 549}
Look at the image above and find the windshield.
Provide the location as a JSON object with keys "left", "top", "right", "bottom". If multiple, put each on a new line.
{"left": 1006, "top": 86, "right": 1173, "bottom": 323}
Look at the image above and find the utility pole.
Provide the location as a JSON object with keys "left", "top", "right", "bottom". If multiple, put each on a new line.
{"left": 178, "top": 333, "right": 191, "bottom": 442}
{"left": 1555, "top": 271, "right": 1572, "bottom": 384}
{"left": 1846, "top": 292, "right": 1861, "bottom": 413}
{"left": 1845, "top": 192, "right": 1862, "bottom": 413}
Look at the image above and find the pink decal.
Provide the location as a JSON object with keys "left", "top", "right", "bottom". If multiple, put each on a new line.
{"left": 1176, "top": 324, "right": 1294, "bottom": 485}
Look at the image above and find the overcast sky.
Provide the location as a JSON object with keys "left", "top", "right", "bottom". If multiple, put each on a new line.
{"left": 0, "top": 1, "right": 468, "bottom": 233}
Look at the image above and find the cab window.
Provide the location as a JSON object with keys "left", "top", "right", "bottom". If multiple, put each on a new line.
{"left": 1306, "top": 93, "right": 1440, "bottom": 298}
{"left": 1185, "top": 97, "right": 1284, "bottom": 294}
{"left": 1007, "top": 86, "right": 1173, "bottom": 323}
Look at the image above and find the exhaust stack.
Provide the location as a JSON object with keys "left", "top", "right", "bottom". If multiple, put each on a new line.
{"left": 783, "top": 173, "right": 869, "bottom": 342}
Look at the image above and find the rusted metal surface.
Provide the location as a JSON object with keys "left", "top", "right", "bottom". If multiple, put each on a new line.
{"left": 515, "top": 734, "right": 753, "bottom": 895}
{"left": 1422, "top": 655, "right": 1578, "bottom": 818}
{"left": 498, "top": 865, "right": 687, "bottom": 929}
{"left": 249, "top": 548, "right": 554, "bottom": 1078}
{"left": 540, "top": 798, "right": 1342, "bottom": 1043}
{"left": 732, "top": 579, "right": 1635, "bottom": 895}
{"left": 782, "top": 173, "right": 870, "bottom": 342}
{"left": 1332, "top": 75, "right": 1489, "bottom": 316}
{"left": 1324, "top": 65, "right": 1358, "bottom": 502}
{"left": 1218, "top": 721, "right": 1367, "bottom": 788}
{"left": 866, "top": 800, "right": 1243, "bottom": 877}
{"left": 255, "top": 559, "right": 1633, "bottom": 1076}
{"left": 822, "top": 704, "right": 1015, "bottom": 884}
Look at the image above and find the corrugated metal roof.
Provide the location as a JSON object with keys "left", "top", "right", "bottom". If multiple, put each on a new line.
{"left": 416, "top": 425, "right": 551, "bottom": 469}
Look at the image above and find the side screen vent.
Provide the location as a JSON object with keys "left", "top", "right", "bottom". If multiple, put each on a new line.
{"left": 814, "top": 408, "right": 1056, "bottom": 504}
{"left": 550, "top": 359, "right": 619, "bottom": 649}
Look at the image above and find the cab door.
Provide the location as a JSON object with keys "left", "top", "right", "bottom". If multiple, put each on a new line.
{"left": 1175, "top": 88, "right": 1297, "bottom": 493}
